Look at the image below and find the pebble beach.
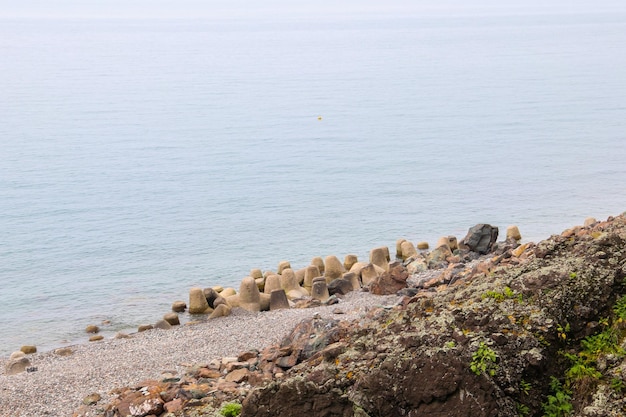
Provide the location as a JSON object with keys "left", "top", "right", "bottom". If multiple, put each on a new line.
{"left": 0, "top": 291, "right": 400, "bottom": 417}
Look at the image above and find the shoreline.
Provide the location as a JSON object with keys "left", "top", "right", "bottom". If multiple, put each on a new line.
{"left": 0, "top": 291, "right": 401, "bottom": 417}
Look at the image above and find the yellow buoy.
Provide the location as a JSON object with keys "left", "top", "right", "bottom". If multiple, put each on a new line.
{"left": 317, "top": 116, "right": 322, "bottom": 121}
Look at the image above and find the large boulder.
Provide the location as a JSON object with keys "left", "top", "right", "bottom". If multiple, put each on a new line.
{"left": 459, "top": 224, "right": 499, "bottom": 254}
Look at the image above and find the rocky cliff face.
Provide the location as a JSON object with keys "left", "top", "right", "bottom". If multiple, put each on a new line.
{"left": 242, "top": 214, "right": 626, "bottom": 417}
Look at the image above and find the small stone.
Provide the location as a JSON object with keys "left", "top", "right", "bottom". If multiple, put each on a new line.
{"left": 416, "top": 241, "right": 429, "bottom": 250}
{"left": 85, "top": 324, "right": 100, "bottom": 334}
{"left": 225, "top": 368, "right": 250, "bottom": 383}
{"left": 171, "top": 301, "right": 187, "bottom": 313}
{"left": 54, "top": 347, "right": 73, "bottom": 356}
{"left": 332, "top": 308, "right": 345, "bottom": 314}
{"left": 164, "top": 398, "right": 184, "bottom": 414}
{"left": 115, "top": 332, "right": 131, "bottom": 339}
{"left": 89, "top": 335, "right": 104, "bottom": 342}
{"left": 197, "top": 368, "right": 221, "bottom": 379}
{"left": 138, "top": 324, "right": 154, "bottom": 332}
{"left": 83, "top": 393, "right": 101, "bottom": 405}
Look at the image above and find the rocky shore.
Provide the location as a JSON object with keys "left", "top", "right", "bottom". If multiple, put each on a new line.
{"left": 3, "top": 213, "right": 626, "bottom": 417}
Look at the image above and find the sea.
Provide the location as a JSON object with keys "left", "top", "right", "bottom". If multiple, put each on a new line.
{"left": 1, "top": 1, "right": 626, "bottom": 357}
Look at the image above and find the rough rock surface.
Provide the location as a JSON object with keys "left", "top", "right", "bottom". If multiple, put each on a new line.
{"left": 242, "top": 214, "right": 626, "bottom": 417}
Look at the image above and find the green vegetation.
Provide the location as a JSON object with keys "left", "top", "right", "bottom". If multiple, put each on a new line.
{"left": 220, "top": 402, "right": 242, "bottom": 417}
{"left": 470, "top": 342, "right": 498, "bottom": 377}
{"left": 542, "top": 377, "right": 573, "bottom": 417}
{"left": 611, "top": 377, "right": 624, "bottom": 393}
{"left": 613, "top": 294, "right": 626, "bottom": 320}
{"left": 520, "top": 379, "right": 531, "bottom": 395}
{"left": 482, "top": 286, "right": 518, "bottom": 302}
{"left": 516, "top": 402, "right": 530, "bottom": 416}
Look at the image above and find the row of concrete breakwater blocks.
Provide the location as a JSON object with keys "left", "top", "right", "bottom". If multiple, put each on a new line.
{"left": 4, "top": 222, "right": 533, "bottom": 375}
{"left": 176, "top": 223, "right": 526, "bottom": 317}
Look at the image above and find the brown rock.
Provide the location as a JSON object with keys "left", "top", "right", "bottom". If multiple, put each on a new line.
{"left": 225, "top": 368, "right": 250, "bottom": 383}
{"left": 164, "top": 398, "right": 184, "bottom": 414}
{"left": 369, "top": 262, "right": 409, "bottom": 295}
{"left": 116, "top": 391, "right": 164, "bottom": 417}
{"left": 163, "top": 312, "right": 180, "bottom": 326}
{"left": 85, "top": 324, "right": 100, "bottom": 334}
{"left": 197, "top": 368, "right": 222, "bottom": 379}
{"left": 416, "top": 241, "right": 429, "bottom": 250}
{"left": 83, "top": 393, "right": 101, "bottom": 405}
{"left": 138, "top": 324, "right": 153, "bottom": 332}
{"left": 20, "top": 345, "right": 37, "bottom": 354}
{"left": 171, "top": 300, "right": 187, "bottom": 313}
{"left": 54, "top": 347, "right": 73, "bottom": 356}
{"left": 89, "top": 335, "right": 104, "bottom": 342}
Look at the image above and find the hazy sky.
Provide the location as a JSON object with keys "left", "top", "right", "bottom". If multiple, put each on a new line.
{"left": 1, "top": 0, "right": 624, "bottom": 19}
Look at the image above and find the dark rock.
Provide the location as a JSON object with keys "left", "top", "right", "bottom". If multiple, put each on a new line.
{"left": 459, "top": 224, "right": 499, "bottom": 254}
{"left": 203, "top": 287, "right": 219, "bottom": 308}
{"left": 327, "top": 278, "right": 353, "bottom": 296}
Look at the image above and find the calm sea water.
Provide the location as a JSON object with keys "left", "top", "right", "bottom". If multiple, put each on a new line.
{"left": 1, "top": 7, "right": 625, "bottom": 356}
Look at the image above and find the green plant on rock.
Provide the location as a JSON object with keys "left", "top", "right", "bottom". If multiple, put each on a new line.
{"left": 542, "top": 377, "right": 573, "bottom": 417}
{"left": 563, "top": 352, "right": 602, "bottom": 381}
{"left": 580, "top": 327, "right": 623, "bottom": 359}
{"left": 516, "top": 402, "right": 530, "bottom": 416}
{"left": 613, "top": 295, "right": 626, "bottom": 321}
{"left": 220, "top": 402, "right": 242, "bottom": 417}
{"left": 482, "top": 286, "right": 517, "bottom": 302}
{"left": 611, "top": 377, "right": 624, "bottom": 393}
{"left": 556, "top": 323, "right": 570, "bottom": 341}
{"left": 520, "top": 379, "right": 531, "bottom": 395}
{"left": 470, "top": 342, "right": 498, "bottom": 377}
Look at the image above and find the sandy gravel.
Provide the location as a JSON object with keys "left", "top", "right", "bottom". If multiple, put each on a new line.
{"left": 0, "top": 291, "right": 400, "bottom": 417}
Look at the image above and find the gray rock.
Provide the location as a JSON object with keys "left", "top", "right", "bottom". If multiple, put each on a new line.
{"left": 460, "top": 224, "right": 499, "bottom": 254}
